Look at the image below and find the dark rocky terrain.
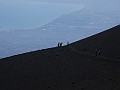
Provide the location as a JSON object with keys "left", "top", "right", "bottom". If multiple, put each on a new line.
{"left": 0, "top": 25, "right": 120, "bottom": 90}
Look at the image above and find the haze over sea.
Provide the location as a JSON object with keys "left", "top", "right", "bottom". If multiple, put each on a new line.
{"left": 0, "top": 0, "right": 84, "bottom": 30}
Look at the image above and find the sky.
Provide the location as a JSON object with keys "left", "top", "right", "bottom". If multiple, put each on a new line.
{"left": 0, "top": 0, "right": 119, "bottom": 11}
{"left": 1, "top": 0, "right": 119, "bottom": 9}
{"left": 0, "top": 0, "right": 85, "bottom": 29}
{"left": 0, "top": 0, "right": 119, "bottom": 3}
{"left": 0, "top": 0, "right": 119, "bottom": 29}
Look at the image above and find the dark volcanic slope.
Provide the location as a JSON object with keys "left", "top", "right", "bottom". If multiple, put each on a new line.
{"left": 70, "top": 25, "right": 120, "bottom": 60}
{"left": 0, "top": 25, "right": 120, "bottom": 90}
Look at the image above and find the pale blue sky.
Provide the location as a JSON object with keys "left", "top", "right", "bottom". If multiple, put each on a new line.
{"left": 0, "top": 0, "right": 119, "bottom": 29}
{"left": 0, "top": 0, "right": 84, "bottom": 29}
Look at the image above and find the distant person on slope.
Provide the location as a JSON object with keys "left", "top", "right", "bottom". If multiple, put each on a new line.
{"left": 58, "top": 42, "right": 60, "bottom": 47}
{"left": 95, "top": 49, "right": 101, "bottom": 56}
{"left": 60, "top": 42, "right": 63, "bottom": 46}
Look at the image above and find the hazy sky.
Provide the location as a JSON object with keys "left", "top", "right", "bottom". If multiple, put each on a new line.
{"left": 0, "top": 0, "right": 85, "bottom": 29}
{"left": 0, "top": 0, "right": 119, "bottom": 7}
{"left": 0, "top": 0, "right": 119, "bottom": 3}
{"left": 1, "top": 0, "right": 119, "bottom": 7}
{"left": 0, "top": 0, "right": 119, "bottom": 29}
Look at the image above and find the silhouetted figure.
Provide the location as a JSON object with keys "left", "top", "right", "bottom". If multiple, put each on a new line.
{"left": 97, "top": 50, "right": 101, "bottom": 55}
{"left": 58, "top": 42, "right": 60, "bottom": 47}
{"left": 60, "top": 42, "right": 63, "bottom": 46}
{"left": 95, "top": 49, "right": 101, "bottom": 56}
{"left": 58, "top": 42, "right": 63, "bottom": 47}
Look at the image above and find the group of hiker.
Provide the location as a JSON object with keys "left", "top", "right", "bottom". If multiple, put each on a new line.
{"left": 57, "top": 42, "right": 101, "bottom": 56}
{"left": 57, "top": 42, "right": 69, "bottom": 47}
{"left": 57, "top": 42, "right": 63, "bottom": 47}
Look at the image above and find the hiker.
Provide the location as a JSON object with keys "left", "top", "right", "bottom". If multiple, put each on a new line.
{"left": 95, "top": 49, "right": 101, "bottom": 56}
{"left": 60, "top": 42, "right": 63, "bottom": 46}
{"left": 57, "top": 42, "right": 60, "bottom": 47}
{"left": 97, "top": 50, "right": 101, "bottom": 55}
{"left": 58, "top": 42, "right": 63, "bottom": 47}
